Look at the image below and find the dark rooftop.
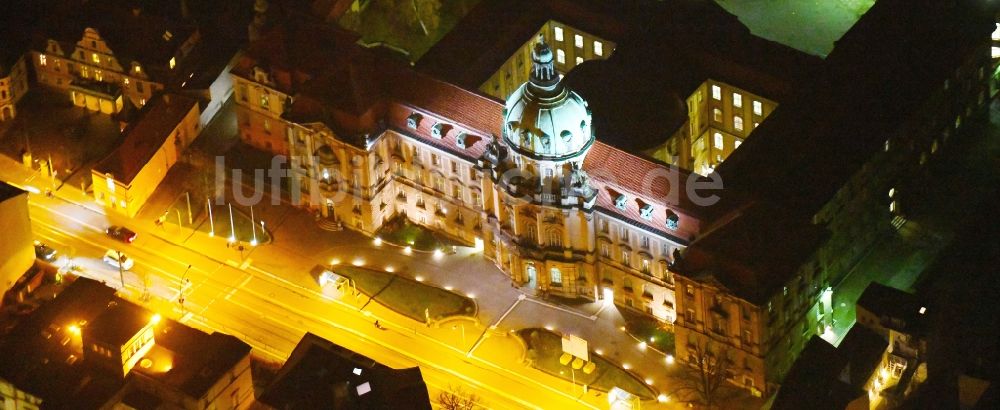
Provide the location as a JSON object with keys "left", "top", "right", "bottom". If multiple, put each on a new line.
{"left": 674, "top": 201, "right": 827, "bottom": 304}
{"left": 857, "top": 282, "right": 926, "bottom": 335}
{"left": 93, "top": 93, "right": 198, "bottom": 185}
{"left": 716, "top": 0, "right": 993, "bottom": 218}
{"left": 259, "top": 332, "right": 431, "bottom": 410}
{"left": 85, "top": 299, "right": 151, "bottom": 346}
{"left": 772, "top": 326, "right": 887, "bottom": 410}
{"left": 0, "top": 277, "right": 121, "bottom": 409}
{"left": 0, "top": 181, "right": 27, "bottom": 203}
{"left": 0, "top": 276, "right": 251, "bottom": 408}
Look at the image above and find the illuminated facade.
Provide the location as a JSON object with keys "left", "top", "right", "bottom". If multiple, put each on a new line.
{"left": 31, "top": 5, "right": 199, "bottom": 110}
{"left": 649, "top": 80, "right": 777, "bottom": 175}
{"left": 232, "top": 0, "right": 992, "bottom": 398}
{"left": 91, "top": 94, "right": 200, "bottom": 217}
{"left": 0, "top": 54, "right": 29, "bottom": 121}
{"left": 0, "top": 182, "right": 35, "bottom": 309}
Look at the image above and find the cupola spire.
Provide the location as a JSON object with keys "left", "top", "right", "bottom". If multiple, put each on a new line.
{"left": 529, "top": 34, "right": 560, "bottom": 94}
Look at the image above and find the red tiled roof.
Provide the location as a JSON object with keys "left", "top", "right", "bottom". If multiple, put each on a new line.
{"left": 94, "top": 94, "right": 198, "bottom": 185}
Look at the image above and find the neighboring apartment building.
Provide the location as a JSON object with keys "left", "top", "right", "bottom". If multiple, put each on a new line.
{"left": 0, "top": 53, "right": 29, "bottom": 121}
{"left": 30, "top": 0, "right": 200, "bottom": 111}
{"left": 0, "top": 277, "right": 254, "bottom": 410}
{"left": 231, "top": 0, "right": 991, "bottom": 398}
{"left": 0, "top": 182, "right": 35, "bottom": 310}
{"left": 258, "top": 333, "right": 431, "bottom": 409}
{"left": 91, "top": 93, "right": 200, "bottom": 217}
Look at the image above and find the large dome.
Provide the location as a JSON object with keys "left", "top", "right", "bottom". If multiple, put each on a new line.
{"left": 502, "top": 36, "right": 594, "bottom": 161}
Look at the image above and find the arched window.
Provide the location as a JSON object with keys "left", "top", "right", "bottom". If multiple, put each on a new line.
{"left": 734, "top": 116, "right": 744, "bottom": 131}
{"left": 546, "top": 229, "right": 562, "bottom": 248}
{"left": 712, "top": 108, "right": 722, "bottom": 122}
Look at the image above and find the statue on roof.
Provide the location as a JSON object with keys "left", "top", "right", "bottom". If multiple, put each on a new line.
{"left": 567, "top": 162, "right": 593, "bottom": 196}
{"left": 481, "top": 133, "right": 507, "bottom": 168}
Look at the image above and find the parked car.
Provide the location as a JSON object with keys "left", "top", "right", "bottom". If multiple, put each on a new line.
{"left": 103, "top": 249, "right": 134, "bottom": 270}
{"left": 106, "top": 226, "right": 137, "bottom": 243}
{"left": 33, "top": 241, "right": 57, "bottom": 261}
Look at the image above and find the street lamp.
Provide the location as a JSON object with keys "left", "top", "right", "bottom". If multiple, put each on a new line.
{"left": 227, "top": 203, "right": 236, "bottom": 243}
{"left": 249, "top": 205, "right": 258, "bottom": 246}
{"left": 207, "top": 197, "right": 215, "bottom": 237}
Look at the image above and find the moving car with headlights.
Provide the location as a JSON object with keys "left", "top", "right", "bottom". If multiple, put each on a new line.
{"left": 103, "top": 249, "right": 134, "bottom": 270}
{"left": 33, "top": 241, "right": 57, "bottom": 261}
{"left": 106, "top": 226, "right": 137, "bottom": 243}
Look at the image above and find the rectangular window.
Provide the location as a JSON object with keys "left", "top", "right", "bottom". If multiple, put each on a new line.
{"left": 601, "top": 243, "right": 610, "bottom": 257}
{"left": 641, "top": 259, "right": 650, "bottom": 273}
{"left": 574, "top": 34, "right": 583, "bottom": 48}
{"left": 260, "top": 93, "right": 269, "bottom": 109}
{"left": 263, "top": 119, "right": 271, "bottom": 133}
{"left": 39, "top": 54, "right": 47, "bottom": 66}
{"left": 734, "top": 116, "right": 744, "bottom": 131}
{"left": 753, "top": 100, "right": 762, "bottom": 115}
{"left": 556, "top": 49, "right": 565, "bottom": 64}
{"left": 91, "top": 53, "right": 100, "bottom": 64}
{"left": 734, "top": 139, "right": 742, "bottom": 149}
{"left": 575, "top": 56, "right": 583, "bottom": 65}
{"left": 620, "top": 227, "right": 629, "bottom": 242}
{"left": 431, "top": 154, "right": 440, "bottom": 166}
{"left": 451, "top": 161, "right": 458, "bottom": 174}
{"left": 711, "top": 85, "right": 721, "bottom": 100}
{"left": 732, "top": 93, "right": 742, "bottom": 108}
{"left": 641, "top": 236, "right": 649, "bottom": 249}
{"left": 554, "top": 26, "right": 564, "bottom": 42}
{"left": 621, "top": 251, "right": 630, "bottom": 267}
{"left": 713, "top": 132, "right": 724, "bottom": 149}
{"left": 594, "top": 41, "right": 603, "bottom": 56}
{"left": 169, "top": 57, "right": 176, "bottom": 69}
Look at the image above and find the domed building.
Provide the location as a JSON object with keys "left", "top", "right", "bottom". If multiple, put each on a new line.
{"left": 477, "top": 35, "right": 600, "bottom": 298}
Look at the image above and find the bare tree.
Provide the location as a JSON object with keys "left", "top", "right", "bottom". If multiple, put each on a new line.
{"left": 436, "top": 385, "right": 482, "bottom": 410}
{"left": 669, "top": 341, "right": 734, "bottom": 409}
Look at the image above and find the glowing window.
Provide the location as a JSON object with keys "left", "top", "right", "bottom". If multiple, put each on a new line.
{"left": 91, "top": 53, "right": 100, "bottom": 64}
{"left": 594, "top": 41, "right": 603, "bottom": 56}
{"left": 888, "top": 188, "right": 895, "bottom": 198}
{"left": 713, "top": 132, "right": 723, "bottom": 149}
{"left": 550, "top": 268, "right": 562, "bottom": 284}
{"left": 753, "top": 100, "right": 762, "bottom": 115}
{"left": 554, "top": 26, "right": 564, "bottom": 42}
{"left": 169, "top": 57, "right": 176, "bottom": 69}
{"left": 712, "top": 108, "right": 722, "bottom": 122}
{"left": 39, "top": 54, "right": 47, "bottom": 66}
{"left": 575, "top": 56, "right": 583, "bottom": 65}
{"left": 711, "top": 85, "right": 721, "bottom": 100}
{"left": 993, "top": 23, "right": 1000, "bottom": 40}
{"left": 732, "top": 93, "right": 742, "bottom": 108}
{"left": 135, "top": 65, "right": 142, "bottom": 73}
{"left": 734, "top": 139, "right": 742, "bottom": 149}
{"left": 992, "top": 47, "right": 1000, "bottom": 59}
{"left": 123, "top": 78, "right": 130, "bottom": 86}
{"left": 734, "top": 116, "right": 744, "bottom": 131}
{"left": 574, "top": 34, "right": 583, "bottom": 48}
{"left": 556, "top": 49, "right": 565, "bottom": 64}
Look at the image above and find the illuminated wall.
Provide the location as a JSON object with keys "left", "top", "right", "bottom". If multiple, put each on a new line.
{"left": 479, "top": 21, "right": 615, "bottom": 101}
{"left": 0, "top": 184, "right": 34, "bottom": 308}
{"left": 0, "top": 55, "right": 29, "bottom": 122}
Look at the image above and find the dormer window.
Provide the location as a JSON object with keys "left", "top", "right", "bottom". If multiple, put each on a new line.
{"left": 665, "top": 210, "right": 679, "bottom": 230}
{"left": 614, "top": 194, "right": 627, "bottom": 210}
{"left": 134, "top": 65, "right": 141, "bottom": 74}
{"left": 407, "top": 113, "right": 422, "bottom": 129}
{"left": 456, "top": 132, "right": 468, "bottom": 149}
{"left": 639, "top": 203, "right": 654, "bottom": 220}
{"left": 431, "top": 122, "right": 446, "bottom": 139}
{"left": 253, "top": 66, "right": 269, "bottom": 83}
